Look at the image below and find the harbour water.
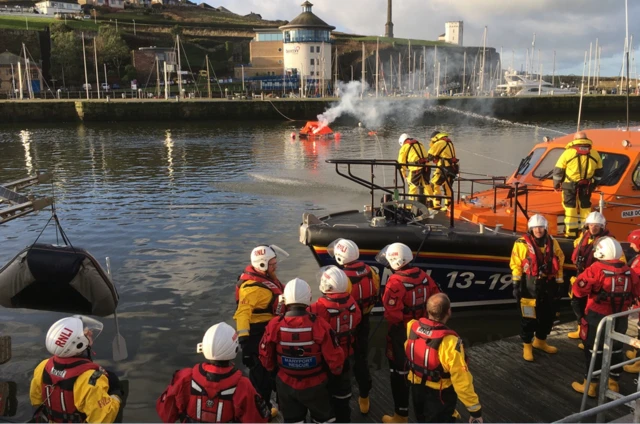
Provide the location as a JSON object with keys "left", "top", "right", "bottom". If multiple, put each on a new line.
{"left": 0, "top": 114, "right": 636, "bottom": 421}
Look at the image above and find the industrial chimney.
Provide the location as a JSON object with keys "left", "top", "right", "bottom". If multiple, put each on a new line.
{"left": 385, "top": 0, "right": 393, "bottom": 38}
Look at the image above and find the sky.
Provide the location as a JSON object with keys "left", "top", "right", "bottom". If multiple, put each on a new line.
{"left": 210, "top": 0, "right": 639, "bottom": 78}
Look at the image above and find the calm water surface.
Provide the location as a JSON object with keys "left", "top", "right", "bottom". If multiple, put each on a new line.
{"left": 0, "top": 114, "right": 635, "bottom": 421}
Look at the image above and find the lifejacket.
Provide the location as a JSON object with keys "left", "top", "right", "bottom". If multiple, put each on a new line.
{"left": 403, "top": 139, "right": 430, "bottom": 166}
{"left": 565, "top": 142, "right": 598, "bottom": 185}
{"left": 234, "top": 265, "right": 283, "bottom": 315}
{"left": 343, "top": 262, "right": 377, "bottom": 312}
{"left": 630, "top": 254, "right": 640, "bottom": 272}
{"left": 431, "top": 137, "right": 459, "bottom": 174}
{"left": 596, "top": 266, "right": 634, "bottom": 314}
{"left": 572, "top": 229, "right": 610, "bottom": 273}
{"left": 317, "top": 293, "right": 358, "bottom": 356}
{"left": 275, "top": 312, "right": 325, "bottom": 379}
{"left": 522, "top": 233, "right": 559, "bottom": 281}
{"left": 183, "top": 364, "right": 242, "bottom": 423}
{"left": 406, "top": 318, "right": 458, "bottom": 383}
{"left": 39, "top": 356, "right": 102, "bottom": 423}
{"left": 394, "top": 267, "right": 430, "bottom": 321}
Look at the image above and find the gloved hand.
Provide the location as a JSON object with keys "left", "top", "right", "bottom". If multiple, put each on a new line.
{"left": 512, "top": 280, "right": 521, "bottom": 300}
{"left": 554, "top": 182, "right": 562, "bottom": 192}
{"left": 239, "top": 338, "right": 256, "bottom": 369}
{"left": 104, "top": 369, "right": 124, "bottom": 398}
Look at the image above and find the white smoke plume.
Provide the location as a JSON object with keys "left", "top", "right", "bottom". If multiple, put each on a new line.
{"left": 314, "top": 81, "right": 428, "bottom": 132}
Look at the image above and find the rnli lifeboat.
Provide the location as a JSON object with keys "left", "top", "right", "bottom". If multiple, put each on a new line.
{"left": 299, "top": 128, "right": 640, "bottom": 309}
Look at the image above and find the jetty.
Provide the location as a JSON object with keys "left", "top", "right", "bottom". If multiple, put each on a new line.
{"left": 353, "top": 321, "right": 638, "bottom": 423}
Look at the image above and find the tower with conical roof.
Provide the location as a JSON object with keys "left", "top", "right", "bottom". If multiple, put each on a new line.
{"left": 279, "top": 1, "right": 335, "bottom": 89}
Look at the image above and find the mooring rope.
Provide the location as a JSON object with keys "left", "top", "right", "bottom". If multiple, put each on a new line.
{"left": 267, "top": 100, "right": 296, "bottom": 121}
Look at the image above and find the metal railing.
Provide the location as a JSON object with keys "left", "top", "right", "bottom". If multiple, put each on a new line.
{"left": 555, "top": 308, "right": 640, "bottom": 423}
{"left": 325, "top": 159, "right": 511, "bottom": 229}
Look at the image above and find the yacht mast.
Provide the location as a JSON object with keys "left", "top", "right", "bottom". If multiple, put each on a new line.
{"left": 480, "top": 26, "right": 487, "bottom": 93}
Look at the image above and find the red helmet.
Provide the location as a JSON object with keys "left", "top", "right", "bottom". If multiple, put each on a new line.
{"left": 628, "top": 229, "right": 640, "bottom": 247}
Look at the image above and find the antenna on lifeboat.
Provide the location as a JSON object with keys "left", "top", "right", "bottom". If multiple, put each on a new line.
{"left": 625, "top": 0, "right": 630, "bottom": 131}
{"left": 577, "top": 50, "right": 588, "bottom": 132}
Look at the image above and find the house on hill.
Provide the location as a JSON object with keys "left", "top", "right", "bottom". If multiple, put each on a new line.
{"left": 197, "top": 2, "right": 212, "bottom": 8}
{"left": 244, "top": 12, "right": 261, "bottom": 19}
{"left": 77, "top": 0, "right": 124, "bottom": 10}
{"left": 35, "top": 0, "right": 82, "bottom": 15}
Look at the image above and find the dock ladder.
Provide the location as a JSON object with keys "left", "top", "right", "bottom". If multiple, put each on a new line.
{"left": 555, "top": 308, "right": 640, "bottom": 423}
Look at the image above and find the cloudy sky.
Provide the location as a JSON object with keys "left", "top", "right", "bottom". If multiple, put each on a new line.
{"left": 211, "top": 0, "right": 639, "bottom": 77}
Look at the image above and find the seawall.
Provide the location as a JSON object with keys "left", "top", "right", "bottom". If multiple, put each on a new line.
{"left": 0, "top": 96, "right": 638, "bottom": 124}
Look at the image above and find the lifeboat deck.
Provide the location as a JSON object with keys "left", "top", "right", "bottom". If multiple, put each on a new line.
{"left": 352, "top": 320, "right": 638, "bottom": 423}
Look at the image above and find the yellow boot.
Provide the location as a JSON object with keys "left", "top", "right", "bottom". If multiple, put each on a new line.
{"left": 382, "top": 414, "right": 408, "bottom": 423}
{"left": 533, "top": 337, "right": 558, "bottom": 354}
{"left": 624, "top": 360, "right": 640, "bottom": 373}
{"left": 568, "top": 324, "right": 581, "bottom": 339}
{"left": 270, "top": 408, "right": 279, "bottom": 420}
{"left": 608, "top": 378, "right": 619, "bottom": 393}
{"left": 572, "top": 379, "right": 598, "bottom": 398}
{"left": 523, "top": 343, "right": 534, "bottom": 362}
{"left": 578, "top": 342, "right": 584, "bottom": 350}
{"left": 358, "top": 397, "right": 370, "bottom": 414}
{"left": 626, "top": 349, "right": 637, "bottom": 360}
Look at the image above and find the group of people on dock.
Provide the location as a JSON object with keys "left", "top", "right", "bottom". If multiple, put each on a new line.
{"left": 25, "top": 130, "right": 640, "bottom": 423}
{"left": 28, "top": 238, "right": 484, "bottom": 423}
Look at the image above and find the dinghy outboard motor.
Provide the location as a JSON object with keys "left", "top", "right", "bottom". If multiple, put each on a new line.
{"left": 0, "top": 243, "right": 119, "bottom": 317}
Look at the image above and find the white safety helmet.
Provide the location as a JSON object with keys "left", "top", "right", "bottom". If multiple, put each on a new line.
{"left": 585, "top": 211, "right": 606, "bottom": 227}
{"left": 197, "top": 322, "right": 239, "bottom": 361}
{"left": 317, "top": 265, "right": 349, "bottom": 294}
{"left": 593, "top": 237, "right": 623, "bottom": 261}
{"left": 283, "top": 278, "right": 312, "bottom": 306}
{"left": 376, "top": 242, "right": 413, "bottom": 271}
{"left": 398, "top": 133, "right": 410, "bottom": 146}
{"left": 528, "top": 214, "right": 548, "bottom": 230}
{"left": 45, "top": 315, "right": 103, "bottom": 358}
{"left": 251, "top": 245, "right": 289, "bottom": 272}
{"left": 327, "top": 238, "right": 360, "bottom": 265}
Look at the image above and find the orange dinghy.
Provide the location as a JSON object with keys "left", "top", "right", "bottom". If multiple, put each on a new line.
{"left": 299, "top": 121, "right": 333, "bottom": 138}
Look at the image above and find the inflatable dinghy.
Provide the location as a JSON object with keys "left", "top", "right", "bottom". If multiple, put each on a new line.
{"left": 0, "top": 243, "right": 119, "bottom": 316}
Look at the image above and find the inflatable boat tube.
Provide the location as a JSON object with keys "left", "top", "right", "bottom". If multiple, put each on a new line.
{"left": 0, "top": 243, "right": 119, "bottom": 317}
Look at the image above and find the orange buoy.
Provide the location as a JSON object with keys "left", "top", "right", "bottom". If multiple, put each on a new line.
{"left": 368, "top": 131, "right": 377, "bottom": 136}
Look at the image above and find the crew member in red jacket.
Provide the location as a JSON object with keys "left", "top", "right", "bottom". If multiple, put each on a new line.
{"left": 156, "top": 322, "right": 269, "bottom": 423}
{"left": 329, "top": 238, "right": 380, "bottom": 414}
{"left": 378, "top": 242, "right": 441, "bottom": 423}
{"left": 571, "top": 237, "right": 640, "bottom": 397}
{"left": 568, "top": 212, "right": 616, "bottom": 341}
{"left": 623, "top": 229, "right": 640, "bottom": 373}
{"left": 310, "top": 266, "right": 362, "bottom": 423}
{"left": 259, "top": 278, "right": 345, "bottom": 423}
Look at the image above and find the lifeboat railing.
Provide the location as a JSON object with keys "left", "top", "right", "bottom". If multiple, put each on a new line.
{"left": 326, "top": 159, "right": 508, "bottom": 228}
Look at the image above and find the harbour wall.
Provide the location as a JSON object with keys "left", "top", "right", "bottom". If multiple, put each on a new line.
{"left": 0, "top": 96, "right": 638, "bottom": 124}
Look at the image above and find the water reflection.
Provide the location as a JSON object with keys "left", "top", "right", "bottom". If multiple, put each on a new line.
{"left": 0, "top": 117, "right": 636, "bottom": 422}
{"left": 20, "top": 129, "right": 32, "bottom": 174}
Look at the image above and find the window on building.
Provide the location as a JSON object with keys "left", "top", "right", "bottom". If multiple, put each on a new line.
{"left": 310, "top": 58, "right": 314, "bottom": 66}
{"left": 310, "top": 71, "right": 314, "bottom": 76}
{"left": 310, "top": 46, "right": 314, "bottom": 53}
{"left": 316, "top": 46, "right": 320, "bottom": 53}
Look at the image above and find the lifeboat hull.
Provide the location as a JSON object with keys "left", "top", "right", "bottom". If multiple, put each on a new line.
{"left": 300, "top": 210, "right": 580, "bottom": 310}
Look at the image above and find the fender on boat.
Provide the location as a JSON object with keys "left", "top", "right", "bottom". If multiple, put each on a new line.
{"left": 0, "top": 243, "right": 119, "bottom": 317}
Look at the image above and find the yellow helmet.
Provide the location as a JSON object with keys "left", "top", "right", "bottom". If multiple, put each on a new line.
{"left": 430, "top": 131, "right": 450, "bottom": 143}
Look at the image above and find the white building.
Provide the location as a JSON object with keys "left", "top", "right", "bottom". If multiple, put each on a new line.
{"left": 35, "top": 0, "right": 81, "bottom": 15}
{"left": 279, "top": 1, "right": 334, "bottom": 81}
{"left": 445, "top": 21, "right": 463, "bottom": 46}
